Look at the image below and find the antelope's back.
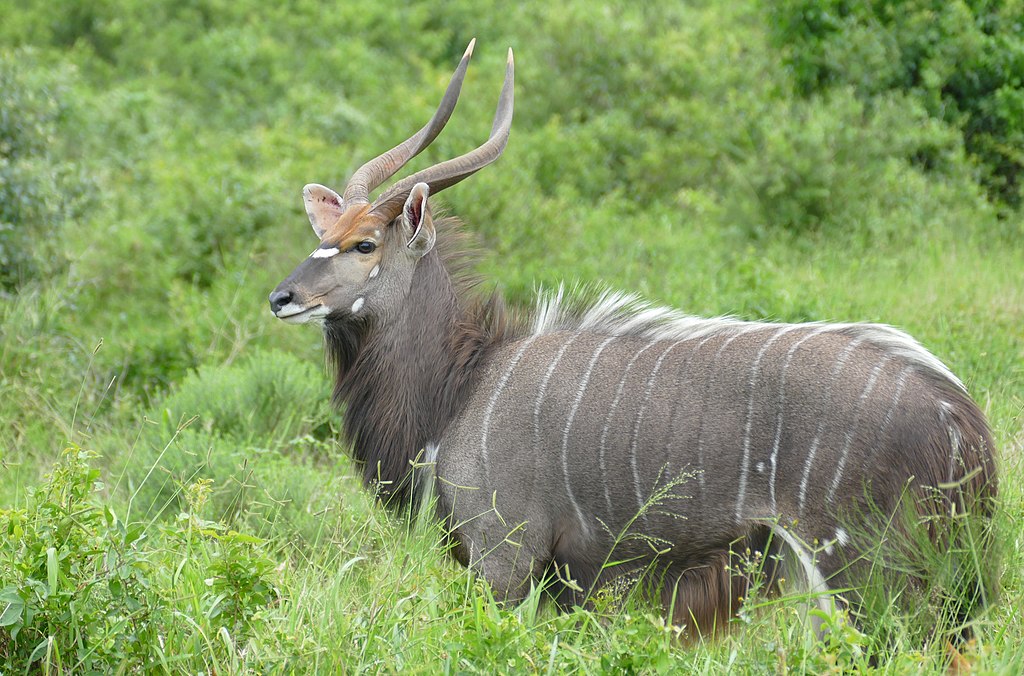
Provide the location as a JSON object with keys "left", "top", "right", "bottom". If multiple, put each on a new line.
{"left": 434, "top": 320, "right": 996, "bottom": 563}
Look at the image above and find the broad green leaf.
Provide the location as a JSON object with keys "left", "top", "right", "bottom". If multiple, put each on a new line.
{"left": 27, "top": 637, "right": 49, "bottom": 664}
{"left": 0, "top": 587, "right": 24, "bottom": 627}
{"left": 46, "top": 547, "right": 58, "bottom": 595}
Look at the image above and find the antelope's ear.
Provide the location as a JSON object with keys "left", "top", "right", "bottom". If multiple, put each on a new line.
{"left": 302, "top": 184, "right": 344, "bottom": 238}
{"left": 402, "top": 182, "right": 435, "bottom": 257}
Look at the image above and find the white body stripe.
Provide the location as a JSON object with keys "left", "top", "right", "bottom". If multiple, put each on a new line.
{"left": 480, "top": 336, "right": 538, "bottom": 482}
{"left": 798, "top": 336, "right": 867, "bottom": 515}
{"left": 880, "top": 368, "right": 910, "bottom": 436}
{"left": 767, "top": 326, "right": 831, "bottom": 513}
{"left": 826, "top": 357, "right": 888, "bottom": 505}
{"left": 424, "top": 442, "right": 440, "bottom": 465}
{"left": 629, "top": 338, "right": 690, "bottom": 523}
{"left": 561, "top": 335, "right": 617, "bottom": 532}
{"left": 867, "top": 366, "right": 910, "bottom": 465}
{"left": 694, "top": 328, "right": 757, "bottom": 492}
{"left": 735, "top": 325, "right": 800, "bottom": 523}
{"left": 939, "top": 400, "right": 961, "bottom": 484}
{"left": 413, "top": 442, "right": 441, "bottom": 508}
{"left": 662, "top": 334, "right": 717, "bottom": 478}
{"left": 532, "top": 333, "right": 580, "bottom": 510}
{"left": 599, "top": 339, "right": 659, "bottom": 520}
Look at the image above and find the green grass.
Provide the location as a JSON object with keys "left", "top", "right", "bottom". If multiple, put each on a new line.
{"left": 2, "top": 0, "right": 1023, "bottom": 672}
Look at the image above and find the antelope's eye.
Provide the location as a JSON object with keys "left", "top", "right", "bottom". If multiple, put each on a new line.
{"left": 355, "top": 241, "right": 376, "bottom": 254}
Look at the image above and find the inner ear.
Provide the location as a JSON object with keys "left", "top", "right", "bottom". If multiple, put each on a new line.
{"left": 303, "top": 184, "right": 344, "bottom": 238}
{"left": 403, "top": 182, "right": 430, "bottom": 245}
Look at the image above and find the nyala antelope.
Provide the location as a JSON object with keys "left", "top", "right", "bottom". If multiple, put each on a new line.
{"left": 269, "top": 41, "right": 997, "bottom": 640}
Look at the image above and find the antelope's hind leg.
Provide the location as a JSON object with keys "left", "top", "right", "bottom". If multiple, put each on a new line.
{"left": 661, "top": 552, "right": 742, "bottom": 639}
{"left": 663, "top": 530, "right": 786, "bottom": 640}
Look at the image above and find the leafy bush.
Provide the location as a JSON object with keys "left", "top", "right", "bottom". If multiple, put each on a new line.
{"left": 0, "top": 50, "right": 94, "bottom": 293}
{"left": 158, "top": 348, "right": 333, "bottom": 444}
{"left": 0, "top": 447, "right": 285, "bottom": 672}
{"left": 168, "top": 478, "right": 281, "bottom": 642}
{"left": 149, "top": 162, "right": 285, "bottom": 288}
{"left": 0, "top": 447, "right": 166, "bottom": 671}
{"left": 719, "top": 87, "right": 982, "bottom": 238}
{"left": 767, "top": 0, "right": 1024, "bottom": 209}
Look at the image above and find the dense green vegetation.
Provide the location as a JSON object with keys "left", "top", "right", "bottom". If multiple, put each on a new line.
{"left": 1, "top": 0, "right": 1021, "bottom": 672}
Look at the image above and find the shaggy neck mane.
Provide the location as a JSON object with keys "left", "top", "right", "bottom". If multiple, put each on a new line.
{"left": 324, "top": 218, "right": 514, "bottom": 510}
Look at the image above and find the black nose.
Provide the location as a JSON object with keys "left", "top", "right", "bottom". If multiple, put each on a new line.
{"left": 269, "top": 289, "right": 293, "bottom": 314}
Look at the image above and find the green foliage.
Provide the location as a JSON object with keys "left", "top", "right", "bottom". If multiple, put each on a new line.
{"left": 0, "top": 0, "right": 1022, "bottom": 671}
{"left": 170, "top": 478, "right": 280, "bottom": 642}
{"left": 159, "top": 349, "right": 332, "bottom": 444}
{"left": 768, "top": 0, "right": 1024, "bottom": 209}
{"left": 0, "top": 50, "right": 94, "bottom": 293}
{"left": 0, "top": 446, "right": 166, "bottom": 671}
{"left": 0, "top": 448, "right": 287, "bottom": 673}
{"left": 722, "top": 88, "right": 977, "bottom": 238}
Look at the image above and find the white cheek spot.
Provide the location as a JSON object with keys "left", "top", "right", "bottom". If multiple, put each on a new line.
{"left": 369, "top": 265, "right": 380, "bottom": 279}
{"left": 310, "top": 247, "right": 340, "bottom": 259}
{"left": 351, "top": 297, "right": 364, "bottom": 313}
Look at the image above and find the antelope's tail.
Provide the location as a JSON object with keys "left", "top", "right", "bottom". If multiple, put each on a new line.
{"left": 924, "top": 384, "right": 999, "bottom": 643}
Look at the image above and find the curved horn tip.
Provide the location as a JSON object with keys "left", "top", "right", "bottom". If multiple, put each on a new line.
{"left": 507, "top": 47, "right": 514, "bottom": 64}
{"left": 464, "top": 38, "right": 477, "bottom": 58}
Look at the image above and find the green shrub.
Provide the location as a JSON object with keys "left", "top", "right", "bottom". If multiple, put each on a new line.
{"left": 767, "top": 0, "right": 1024, "bottom": 209}
{"left": 158, "top": 349, "right": 332, "bottom": 444}
{"left": 719, "top": 88, "right": 981, "bottom": 238}
{"left": 0, "top": 50, "right": 94, "bottom": 293}
{"left": 167, "top": 478, "right": 281, "bottom": 642}
{"left": 0, "top": 447, "right": 167, "bottom": 671}
{"left": 0, "top": 446, "right": 288, "bottom": 672}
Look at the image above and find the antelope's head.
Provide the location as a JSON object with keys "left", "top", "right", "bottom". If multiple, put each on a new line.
{"left": 269, "top": 40, "right": 513, "bottom": 326}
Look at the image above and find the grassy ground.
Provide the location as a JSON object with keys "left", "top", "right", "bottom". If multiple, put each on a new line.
{"left": 1, "top": 0, "right": 1022, "bottom": 672}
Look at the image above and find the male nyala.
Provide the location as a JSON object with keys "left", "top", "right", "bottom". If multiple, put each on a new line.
{"left": 269, "top": 41, "right": 997, "bottom": 641}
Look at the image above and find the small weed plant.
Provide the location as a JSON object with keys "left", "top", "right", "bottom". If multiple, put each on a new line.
{"left": 0, "top": 446, "right": 165, "bottom": 670}
{"left": 0, "top": 447, "right": 282, "bottom": 673}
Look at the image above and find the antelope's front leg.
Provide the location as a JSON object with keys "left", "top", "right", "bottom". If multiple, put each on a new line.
{"left": 452, "top": 514, "right": 552, "bottom": 605}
